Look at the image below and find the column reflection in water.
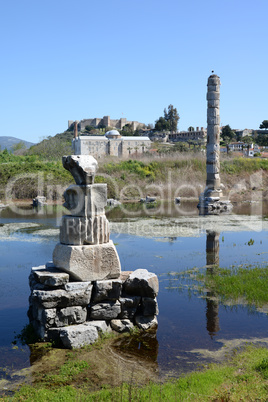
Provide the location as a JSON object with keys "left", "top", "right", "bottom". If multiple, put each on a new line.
{"left": 206, "top": 230, "right": 220, "bottom": 338}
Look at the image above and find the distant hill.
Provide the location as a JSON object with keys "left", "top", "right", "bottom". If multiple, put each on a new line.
{"left": 0, "top": 136, "right": 35, "bottom": 151}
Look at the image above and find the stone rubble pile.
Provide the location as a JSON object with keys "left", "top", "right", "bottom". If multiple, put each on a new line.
{"left": 28, "top": 266, "right": 159, "bottom": 349}
{"left": 28, "top": 155, "right": 159, "bottom": 348}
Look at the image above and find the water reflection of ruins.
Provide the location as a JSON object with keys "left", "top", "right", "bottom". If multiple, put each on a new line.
{"left": 206, "top": 230, "right": 220, "bottom": 339}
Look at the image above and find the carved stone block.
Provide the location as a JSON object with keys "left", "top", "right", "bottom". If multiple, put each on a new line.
{"left": 53, "top": 240, "right": 121, "bottom": 282}
{"left": 207, "top": 92, "right": 220, "bottom": 101}
{"left": 207, "top": 99, "right": 220, "bottom": 108}
{"left": 63, "top": 184, "right": 107, "bottom": 217}
{"left": 60, "top": 215, "right": 109, "bottom": 245}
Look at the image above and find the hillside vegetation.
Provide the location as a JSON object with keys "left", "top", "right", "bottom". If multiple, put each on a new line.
{"left": 97, "top": 155, "right": 268, "bottom": 201}
{"left": 0, "top": 148, "right": 267, "bottom": 201}
{"left": 0, "top": 150, "right": 72, "bottom": 200}
{"left": 26, "top": 132, "right": 73, "bottom": 160}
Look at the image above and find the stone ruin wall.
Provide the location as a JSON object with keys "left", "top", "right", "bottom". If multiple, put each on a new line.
{"left": 28, "top": 266, "right": 159, "bottom": 348}
{"left": 69, "top": 116, "right": 146, "bottom": 132}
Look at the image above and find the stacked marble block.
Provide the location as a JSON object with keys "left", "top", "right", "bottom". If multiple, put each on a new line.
{"left": 198, "top": 74, "right": 232, "bottom": 214}
{"left": 52, "top": 182, "right": 121, "bottom": 282}
{"left": 28, "top": 155, "right": 159, "bottom": 348}
{"left": 28, "top": 266, "right": 159, "bottom": 349}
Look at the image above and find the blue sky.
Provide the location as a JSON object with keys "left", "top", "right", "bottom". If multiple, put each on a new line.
{"left": 1, "top": 0, "right": 267, "bottom": 143}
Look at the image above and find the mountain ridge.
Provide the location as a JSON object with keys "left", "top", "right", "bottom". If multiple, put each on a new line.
{"left": 0, "top": 136, "right": 35, "bottom": 151}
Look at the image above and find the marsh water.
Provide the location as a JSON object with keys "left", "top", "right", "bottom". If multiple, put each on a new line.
{"left": 0, "top": 201, "right": 268, "bottom": 384}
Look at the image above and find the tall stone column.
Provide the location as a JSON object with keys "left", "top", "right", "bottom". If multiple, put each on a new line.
{"left": 198, "top": 73, "right": 232, "bottom": 214}
{"left": 206, "top": 74, "right": 222, "bottom": 197}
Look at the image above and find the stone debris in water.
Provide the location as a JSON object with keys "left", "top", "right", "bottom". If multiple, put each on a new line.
{"left": 28, "top": 265, "right": 159, "bottom": 347}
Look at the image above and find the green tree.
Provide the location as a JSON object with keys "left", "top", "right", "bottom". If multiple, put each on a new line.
{"left": 121, "top": 124, "right": 134, "bottom": 136}
{"left": 241, "top": 135, "right": 254, "bottom": 144}
{"left": 188, "top": 126, "right": 194, "bottom": 132}
{"left": 259, "top": 120, "right": 268, "bottom": 129}
{"left": 256, "top": 133, "right": 268, "bottom": 146}
{"left": 164, "top": 104, "right": 180, "bottom": 132}
{"left": 155, "top": 116, "right": 170, "bottom": 131}
{"left": 11, "top": 141, "right": 27, "bottom": 155}
{"left": 85, "top": 125, "right": 95, "bottom": 132}
{"left": 155, "top": 104, "right": 180, "bottom": 132}
{"left": 174, "top": 142, "right": 189, "bottom": 152}
{"left": 221, "top": 125, "right": 236, "bottom": 142}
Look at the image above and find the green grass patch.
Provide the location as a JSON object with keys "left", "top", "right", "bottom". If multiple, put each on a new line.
{"left": 166, "top": 265, "right": 268, "bottom": 309}
{"left": 41, "top": 360, "right": 90, "bottom": 387}
{"left": 197, "top": 266, "right": 268, "bottom": 307}
{"left": 100, "top": 159, "right": 158, "bottom": 180}
{"left": 221, "top": 157, "right": 268, "bottom": 174}
{"left": 5, "top": 346, "right": 268, "bottom": 401}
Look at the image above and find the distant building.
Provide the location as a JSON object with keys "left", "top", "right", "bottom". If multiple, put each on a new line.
{"left": 228, "top": 141, "right": 246, "bottom": 151}
{"left": 168, "top": 127, "right": 207, "bottom": 143}
{"left": 73, "top": 130, "right": 151, "bottom": 158}
{"left": 225, "top": 142, "right": 260, "bottom": 157}
{"left": 233, "top": 128, "right": 253, "bottom": 138}
{"left": 68, "top": 115, "right": 146, "bottom": 132}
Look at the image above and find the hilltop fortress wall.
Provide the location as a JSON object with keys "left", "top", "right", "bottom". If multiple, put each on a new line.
{"left": 68, "top": 116, "right": 145, "bottom": 132}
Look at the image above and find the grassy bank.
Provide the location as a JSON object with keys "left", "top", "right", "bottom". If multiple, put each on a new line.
{"left": 197, "top": 266, "right": 268, "bottom": 308}
{"left": 3, "top": 345, "right": 268, "bottom": 401}
{"left": 0, "top": 152, "right": 267, "bottom": 201}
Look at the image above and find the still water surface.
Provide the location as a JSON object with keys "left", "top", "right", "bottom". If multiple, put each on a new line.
{"left": 0, "top": 203, "right": 268, "bottom": 379}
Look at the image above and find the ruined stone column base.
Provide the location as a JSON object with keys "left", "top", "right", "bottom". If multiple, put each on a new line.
{"left": 197, "top": 193, "right": 233, "bottom": 215}
{"left": 28, "top": 266, "right": 159, "bottom": 348}
{"left": 53, "top": 240, "right": 121, "bottom": 281}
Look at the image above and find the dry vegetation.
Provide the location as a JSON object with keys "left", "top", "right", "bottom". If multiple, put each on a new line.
{"left": 96, "top": 152, "right": 268, "bottom": 203}
{"left": 0, "top": 150, "right": 267, "bottom": 203}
